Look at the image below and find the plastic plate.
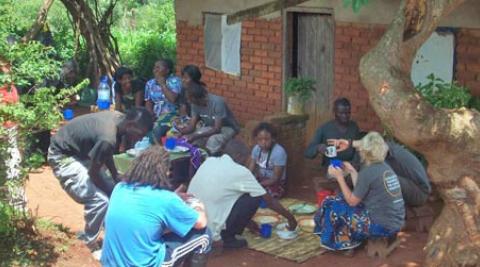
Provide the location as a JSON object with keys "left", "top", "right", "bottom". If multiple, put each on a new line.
{"left": 164, "top": 146, "right": 190, "bottom": 153}
{"left": 288, "top": 203, "right": 317, "bottom": 215}
{"left": 298, "top": 217, "right": 315, "bottom": 233}
{"left": 126, "top": 149, "right": 138, "bottom": 157}
{"left": 275, "top": 222, "right": 298, "bottom": 240}
{"left": 253, "top": 215, "right": 280, "bottom": 225}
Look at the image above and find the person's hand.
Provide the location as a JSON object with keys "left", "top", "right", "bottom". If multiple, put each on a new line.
{"left": 175, "top": 184, "right": 194, "bottom": 201}
{"left": 186, "top": 134, "right": 197, "bottom": 143}
{"left": 342, "top": 161, "right": 357, "bottom": 175}
{"left": 155, "top": 75, "right": 167, "bottom": 86}
{"left": 328, "top": 165, "right": 344, "bottom": 180}
{"left": 246, "top": 220, "right": 261, "bottom": 235}
{"left": 327, "top": 139, "right": 350, "bottom": 152}
{"left": 287, "top": 217, "right": 298, "bottom": 231}
{"left": 317, "top": 144, "right": 327, "bottom": 154}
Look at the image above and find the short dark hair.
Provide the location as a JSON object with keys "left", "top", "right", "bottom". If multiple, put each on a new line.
{"left": 334, "top": 97, "right": 351, "bottom": 109}
{"left": 185, "top": 82, "right": 208, "bottom": 100}
{"left": 159, "top": 58, "right": 174, "bottom": 75}
{"left": 223, "top": 139, "right": 250, "bottom": 166}
{"left": 114, "top": 66, "right": 133, "bottom": 81}
{"left": 252, "top": 122, "right": 277, "bottom": 139}
{"left": 181, "top": 65, "right": 203, "bottom": 84}
{"left": 125, "top": 107, "right": 154, "bottom": 131}
{"left": 122, "top": 146, "right": 172, "bottom": 189}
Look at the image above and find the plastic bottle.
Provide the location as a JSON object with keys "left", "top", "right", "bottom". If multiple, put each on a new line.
{"left": 97, "top": 76, "right": 111, "bottom": 110}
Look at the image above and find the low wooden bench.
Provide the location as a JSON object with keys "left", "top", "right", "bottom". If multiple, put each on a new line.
{"left": 366, "top": 235, "right": 401, "bottom": 259}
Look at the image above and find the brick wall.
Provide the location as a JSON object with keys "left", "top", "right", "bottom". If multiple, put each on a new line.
{"left": 334, "top": 22, "right": 386, "bottom": 132}
{"left": 176, "top": 19, "right": 480, "bottom": 131}
{"left": 456, "top": 28, "right": 480, "bottom": 97}
{"left": 176, "top": 19, "right": 283, "bottom": 125}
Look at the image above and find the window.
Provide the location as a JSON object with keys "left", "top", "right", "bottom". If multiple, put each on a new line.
{"left": 411, "top": 30, "right": 455, "bottom": 86}
{"left": 204, "top": 14, "right": 241, "bottom": 75}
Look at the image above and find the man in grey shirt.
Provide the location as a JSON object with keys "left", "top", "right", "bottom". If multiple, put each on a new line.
{"left": 385, "top": 141, "right": 431, "bottom": 206}
{"left": 304, "top": 98, "right": 360, "bottom": 191}
{"left": 48, "top": 108, "right": 153, "bottom": 256}
{"left": 180, "top": 82, "right": 239, "bottom": 154}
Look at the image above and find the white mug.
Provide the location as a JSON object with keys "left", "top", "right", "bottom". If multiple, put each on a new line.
{"left": 325, "top": 146, "right": 337, "bottom": 158}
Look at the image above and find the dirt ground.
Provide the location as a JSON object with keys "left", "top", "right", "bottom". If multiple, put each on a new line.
{"left": 26, "top": 166, "right": 427, "bottom": 267}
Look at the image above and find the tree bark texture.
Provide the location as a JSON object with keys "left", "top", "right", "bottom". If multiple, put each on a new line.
{"left": 21, "top": 0, "right": 55, "bottom": 43}
{"left": 60, "top": 0, "right": 120, "bottom": 86}
{"left": 359, "top": 0, "right": 479, "bottom": 266}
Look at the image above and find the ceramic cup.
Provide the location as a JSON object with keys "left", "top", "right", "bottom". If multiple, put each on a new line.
{"left": 325, "top": 145, "right": 337, "bottom": 158}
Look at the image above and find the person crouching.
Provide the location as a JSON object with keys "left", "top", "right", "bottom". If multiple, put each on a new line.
{"left": 101, "top": 146, "right": 211, "bottom": 267}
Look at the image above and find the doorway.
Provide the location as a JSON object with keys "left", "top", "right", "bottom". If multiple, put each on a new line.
{"left": 286, "top": 11, "right": 334, "bottom": 142}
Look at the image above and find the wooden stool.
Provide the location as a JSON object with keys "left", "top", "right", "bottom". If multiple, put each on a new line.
{"left": 366, "top": 235, "right": 401, "bottom": 259}
{"left": 406, "top": 206, "right": 434, "bottom": 233}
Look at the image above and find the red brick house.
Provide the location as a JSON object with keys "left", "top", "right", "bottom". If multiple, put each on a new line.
{"left": 175, "top": 0, "right": 480, "bottom": 133}
{"left": 174, "top": 0, "right": 480, "bottom": 184}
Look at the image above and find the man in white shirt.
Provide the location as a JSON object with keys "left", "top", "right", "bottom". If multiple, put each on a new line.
{"left": 188, "top": 139, "right": 297, "bottom": 249}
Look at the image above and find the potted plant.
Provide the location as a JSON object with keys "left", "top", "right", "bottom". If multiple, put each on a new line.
{"left": 284, "top": 77, "right": 316, "bottom": 115}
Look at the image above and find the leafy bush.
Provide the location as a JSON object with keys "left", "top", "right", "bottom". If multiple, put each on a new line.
{"left": 115, "top": 30, "right": 176, "bottom": 79}
{"left": 416, "top": 74, "right": 473, "bottom": 109}
{"left": 113, "top": 0, "right": 177, "bottom": 79}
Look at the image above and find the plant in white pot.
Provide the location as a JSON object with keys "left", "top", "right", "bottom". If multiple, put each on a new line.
{"left": 284, "top": 77, "right": 316, "bottom": 115}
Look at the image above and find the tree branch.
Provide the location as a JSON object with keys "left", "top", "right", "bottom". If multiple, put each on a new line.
{"left": 21, "top": 0, "right": 55, "bottom": 43}
{"left": 226, "top": 0, "right": 309, "bottom": 25}
{"left": 359, "top": 0, "right": 479, "bottom": 156}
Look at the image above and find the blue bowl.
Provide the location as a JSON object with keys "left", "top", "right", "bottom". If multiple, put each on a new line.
{"left": 63, "top": 108, "right": 74, "bottom": 121}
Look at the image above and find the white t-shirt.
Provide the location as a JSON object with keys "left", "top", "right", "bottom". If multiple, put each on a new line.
{"left": 187, "top": 155, "right": 266, "bottom": 241}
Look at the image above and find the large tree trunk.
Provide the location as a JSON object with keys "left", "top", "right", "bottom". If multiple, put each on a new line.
{"left": 359, "top": 0, "right": 480, "bottom": 266}
{"left": 60, "top": 0, "right": 120, "bottom": 86}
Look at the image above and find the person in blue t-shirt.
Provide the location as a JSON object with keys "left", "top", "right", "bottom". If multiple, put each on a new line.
{"left": 101, "top": 146, "right": 210, "bottom": 267}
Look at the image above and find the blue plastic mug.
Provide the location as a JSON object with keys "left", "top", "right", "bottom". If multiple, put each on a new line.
{"left": 260, "top": 223, "right": 272, "bottom": 238}
{"left": 259, "top": 198, "right": 267, "bottom": 209}
{"left": 165, "top": 137, "right": 177, "bottom": 150}
{"left": 330, "top": 159, "right": 343, "bottom": 169}
{"left": 63, "top": 108, "right": 74, "bottom": 121}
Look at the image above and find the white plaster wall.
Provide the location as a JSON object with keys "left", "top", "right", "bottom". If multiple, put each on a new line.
{"left": 175, "top": 0, "right": 480, "bottom": 28}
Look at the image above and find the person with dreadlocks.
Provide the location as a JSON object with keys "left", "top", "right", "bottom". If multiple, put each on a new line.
{"left": 248, "top": 122, "right": 288, "bottom": 198}
{"left": 101, "top": 146, "right": 210, "bottom": 267}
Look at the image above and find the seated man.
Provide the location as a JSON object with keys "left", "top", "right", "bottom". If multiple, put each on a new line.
{"left": 304, "top": 97, "right": 360, "bottom": 191}
{"left": 330, "top": 138, "right": 431, "bottom": 207}
{"left": 47, "top": 108, "right": 154, "bottom": 256}
{"left": 101, "top": 147, "right": 210, "bottom": 267}
{"left": 187, "top": 139, "right": 297, "bottom": 248}
{"left": 179, "top": 82, "right": 239, "bottom": 154}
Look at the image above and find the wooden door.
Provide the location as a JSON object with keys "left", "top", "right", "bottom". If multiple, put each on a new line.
{"left": 295, "top": 13, "right": 334, "bottom": 143}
